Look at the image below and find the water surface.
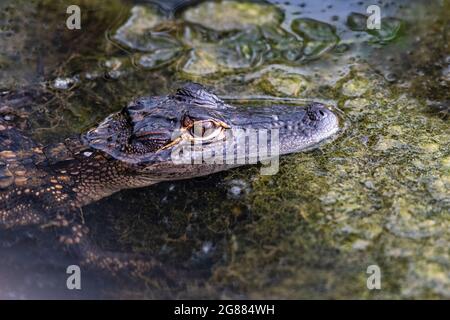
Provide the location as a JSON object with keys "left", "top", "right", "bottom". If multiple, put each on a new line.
{"left": 0, "top": 0, "right": 448, "bottom": 299}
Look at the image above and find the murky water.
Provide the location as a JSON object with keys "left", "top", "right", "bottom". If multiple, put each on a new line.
{"left": 0, "top": 0, "right": 448, "bottom": 299}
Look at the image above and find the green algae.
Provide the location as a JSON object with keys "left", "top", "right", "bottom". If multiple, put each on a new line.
{"left": 341, "top": 77, "right": 369, "bottom": 97}
{"left": 181, "top": 0, "right": 284, "bottom": 32}
{"left": 112, "top": 4, "right": 182, "bottom": 54}
{"left": 259, "top": 69, "right": 310, "bottom": 97}
{"left": 347, "top": 12, "right": 403, "bottom": 43}
{"left": 291, "top": 18, "right": 339, "bottom": 59}
{"left": 113, "top": 5, "right": 166, "bottom": 50}
{"left": 176, "top": 25, "right": 307, "bottom": 78}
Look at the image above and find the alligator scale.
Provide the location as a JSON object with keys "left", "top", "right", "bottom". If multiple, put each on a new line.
{"left": 0, "top": 83, "right": 339, "bottom": 276}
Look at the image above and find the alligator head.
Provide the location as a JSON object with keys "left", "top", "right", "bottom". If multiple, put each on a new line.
{"left": 83, "top": 83, "right": 339, "bottom": 181}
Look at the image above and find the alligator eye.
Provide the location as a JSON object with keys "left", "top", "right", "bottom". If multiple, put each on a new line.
{"left": 182, "top": 115, "right": 194, "bottom": 127}
{"left": 190, "top": 120, "right": 219, "bottom": 140}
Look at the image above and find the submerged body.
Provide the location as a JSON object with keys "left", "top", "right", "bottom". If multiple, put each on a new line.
{"left": 0, "top": 83, "right": 339, "bottom": 275}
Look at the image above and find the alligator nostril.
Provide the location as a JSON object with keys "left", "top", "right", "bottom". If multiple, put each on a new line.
{"left": 306, "top": 104, "right": 328, "bottom": 121}
{"left": 307, "top": 109, "right": 319, "bottom": 121}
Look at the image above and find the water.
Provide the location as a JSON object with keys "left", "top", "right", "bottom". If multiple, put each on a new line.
{"left": 0, "top": 0, "right": 448, "bottom": 299}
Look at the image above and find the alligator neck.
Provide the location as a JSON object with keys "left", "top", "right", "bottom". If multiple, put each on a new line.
{"left": 0, "top": 146, "right": 154, "bottom": 227}
{"left": 44, "top": 151, "right": 156, "bottom": 207}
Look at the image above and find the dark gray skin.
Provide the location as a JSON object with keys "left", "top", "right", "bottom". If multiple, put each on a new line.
{"left": 0, "top": 83, "right": 339, "bottom": 277}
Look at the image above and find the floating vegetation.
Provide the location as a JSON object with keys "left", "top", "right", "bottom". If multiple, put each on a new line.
{"left": 1, "top": 0, "right": 449, "bottom": 300}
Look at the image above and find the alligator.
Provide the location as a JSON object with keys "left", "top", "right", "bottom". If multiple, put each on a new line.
{"left": 0, "top": 83, "right": 339, "bottom": 278}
